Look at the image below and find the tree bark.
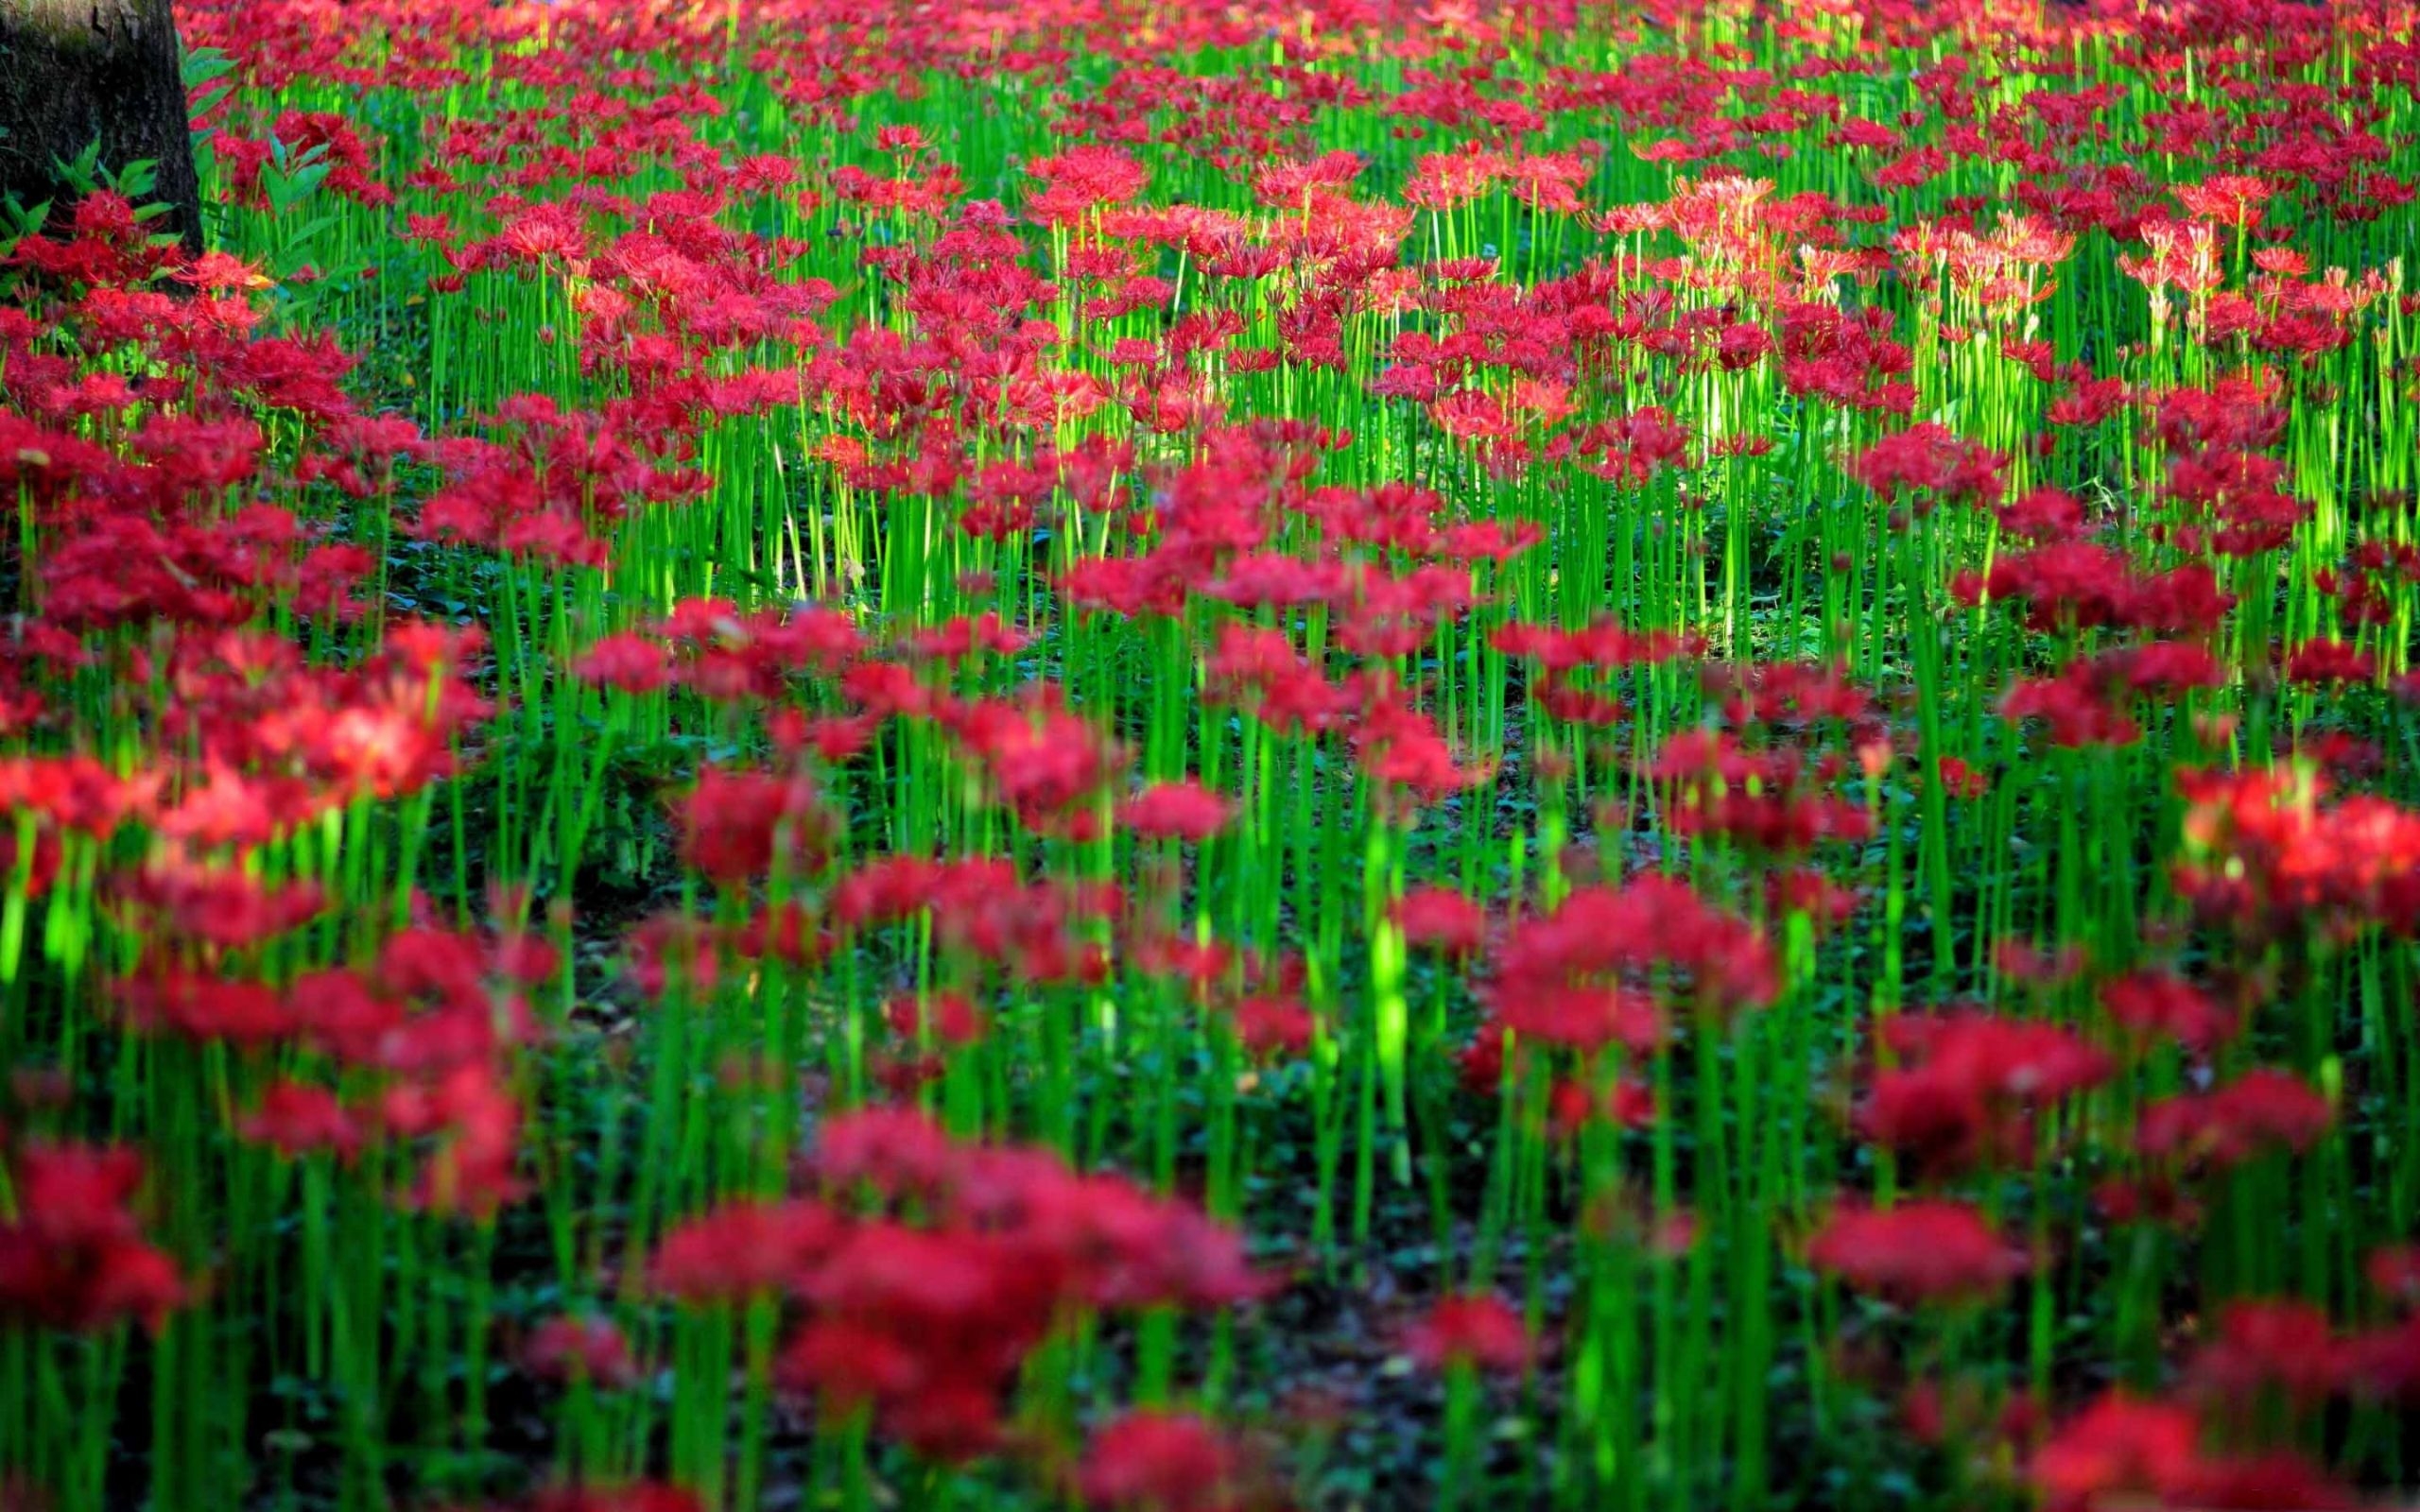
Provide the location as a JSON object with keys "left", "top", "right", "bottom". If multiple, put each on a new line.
{"left": 0, "top": 0, "right": 204, "bottom": 253}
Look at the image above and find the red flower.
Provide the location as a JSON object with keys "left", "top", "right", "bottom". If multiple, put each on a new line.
{"left": 649, "top": 1200, "right": 840, "bottom": 1303}
{"left": 525, "top": 1486, "right": 703, "bottom": 1512}
{"left": 2187, "top": 1298, "right": 2348, "bottom": 1406}
{"left": 1225, "top": 995, "right": 1315, "bottom": 1058}
{"left": 113, "top": 968, "right": 297, "bottom": 1048}
{"left": 1405, "top": 1294, "right": 1534, "bottom": 1374}
{"left": 1118, "top": 781, "right": 1235, "bottom": 842}
{"left": 885, "top": 990, "right": 986, "bottom": 1047}
{"left": 523, "top": 1314, "right": 639, "bottom": 1389}
{"left": 0, "top": 1143, "right": 186, "bottom": 1333}
{"left": 1391, "top": 886, "right": 1486, "bottom": 955}
{"left": 2365, "top": 1243, "right": 2420, "bottom": 1307}
{"left": 1851, "top": 422, "right": 2005, "bottom": 512}
{"left": 1486, "top": 877, "right": 1776, "bottom": 1047}
{"left": 572, "top": 632, "right": 672, "bottom": 694}
{"left": 1853, "top": 1010, "right": 2108, "bottom": 1177}
{"left": 2031, "top": 1391, "right": 2203, "bottom": 1510}
{"left": 2136, "top": 1067, "right": 2333, "bottom": 1171}
{"left": 2100, "top": 970, "right": 2238, "bottom": 1053}
{"left": 1934, "top": 757, "right": 1988, "bottom": 799}
{"left": 2171, "top": 1452, "right": 2358, "bottom": 1510}
{"left": 1806, "top": 1199, "right": 2025, "bottom": 1304}
{"left": 1077, "top": 1411, "right": 1246, "bottom": 1512}
{"left": 236, "top": 1082, "right": 365, "bottom": 1161}
{"left": 2283, "top": 638, "right": 2376, "bottom": 686}
{"left": 674, "top": 765, "right": 833, "bottom": 885}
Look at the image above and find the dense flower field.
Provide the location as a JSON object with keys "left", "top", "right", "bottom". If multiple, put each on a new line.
{"left": 3, "top": 0, "right": 2419, "bottom": 1506}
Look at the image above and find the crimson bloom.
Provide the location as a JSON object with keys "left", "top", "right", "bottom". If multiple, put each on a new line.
{"left": 1405, "top": 1293, "right": 1534, "bottom": 1375}
{"left": 1806, "top": 1199, "right": 2026, "bottom": 1304}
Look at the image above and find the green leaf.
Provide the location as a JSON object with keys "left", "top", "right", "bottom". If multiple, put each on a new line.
{"left": 190, "top": 81, "right": 240, "bottom": 125}
{"left": 180, "top": 45, "right": 235, "bottom": 92}
{"left": 50, "top": 139, "right": 105, "bottom": 195}
{"left": 286, "top": 212, "right": 340, "bottom": 248}
{"left": 3, "top": 196, "right": 52, "bottom": 240}
{"left": 113, "top": 158, "right": 161, "bottom": 199}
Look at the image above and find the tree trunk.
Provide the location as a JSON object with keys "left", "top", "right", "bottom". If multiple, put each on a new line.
{"left": 0, "top": 0, "right": 203, "bottom": 253}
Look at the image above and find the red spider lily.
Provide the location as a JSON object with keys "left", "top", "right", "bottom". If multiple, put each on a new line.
{"left": 522, "top": 1314, "right": 639, "bottom": 1391}
{"left": 2135, "top": 1067, "right": 2333, "bottom": 1172}
{"left": 649, "top": 601, "right": 865, "bottom": 697}
{"left": 2006, "top": 659, "right": 2153, "bottom": 747}
{"left": 2187, "top": 1297, "right": 2350, "bottom": 1408}
{"left": 826, "top": 856, "right": 1115, "bottom": 986}
{"left": 1880, "top": 1011, "right": 2112, "bottom": 1106}
{"left": 2174, "top": 175, "right": 2276, "bottom": 229}
{"left": 2096, "top": 642, "right": 2231, "bottom": 696}
{"left": 1458, "top": 1031, "right": 1509, "bottom": 1097}
{"left": 1125, "top": 929, "right": 1244, "bottom": 1000}
{"left": 1492, "top": 616, "right": 1691, "bottom": 675}
{"left": 1773, "top": 301, "right": 1914, "bottom": 415}
{"left": 2092, "top": 1173, "right": 2205, "bottom": 1232}
{"left": 1766, "top": 867, "right": 1862, "bottom": 931}
{"left": 2282, "top": 638, "right": 2377, "bottom": 686}
{"left": 220, "top": 112, "right": 392, "bottom": 210}
{"left": 0, "top": 1142, "right": 186, "bottom": 1333}
{"left": 885, "top": 990, "right": 986, "bottom": 1048}
{"left": 383, "top": 1061, "right": 527, "bottom": 1219}
{"left": 520, "top": 1486, "right": 703, "bottom": 1512}
{"left": 2157, "top": 449, "right": 2309, "bottom": 560}
{"left": 571, "top": 631, "right": 674, "bottom": 695}
{"left": 2099, "top": 970, "right": 2240, "bottom": 1054}
{"left": 235, "top": 1082, "right": 367, "bottom": 1162}
{"left": 944, "top": 687, "right": 1129, "bottom": 839}
{"left": 649, "top": 1200, "right": 843, "bottom": 1303}
{"left": 1118, "top": 781, "right": 1236, "bottom": 842}
{"left": 1391, "top": 886, "right": 1486, "bottom": 956}
{"left": 1548, "top": 1074, "right": 1665, "bottom": 1132}
{"left": 2366, "top": 1244, "right": 2420, "bottom": 1308}
{"left": 112, "top": 968, "right": 297, "bottom": 1048}
{"left": 0, "top": 754, "right": 153, "bottom": 843}
{"left": 754, "top": 1111, "right": 1266, "bottom": 1459}
{"left": 1202, "top": 626, "right": 1356, "bottom": 737}
{"left": 1495, "top": 981, "right": 1665, "bottom": 1059}
{"left": 1350, "top": 692, "right": 1491, "bottom": 810}
{"left": 2119, "top": 217, "right": 2222, "bottom": 300}
{"left": 1853, "top": 1066, "right": 2011, "bottom": 1178}
{"left": 1703, "top": 660, "right": 1876, "bottom": 733}
{"left": 896, "top": 612, "right": 1030, "bottom": 668}
{"left": 2031, "top": 1392, "right": 2204, "bottom": 1511}
{"left": 1331, "top": 562, "right": 1479, "bottom": 659}
{"left": 1806, "top": 1199, "right": 2027, "bottom": 1304}
{"left": 2171, "top": 766, "right": 2420, "bottom": 942}
{"left": 2344, "top": 1310, "right": 2420, "bottom": 1401}
{"left": 131, "top": 624, "right": 492, "bottom": 834}
{"left": 1486, "top": 876, "right": 1778, "bottom": 1044}
{"left": 8, "top": 193, "right": 181, "bottom": 286}
{"left": 1223, "top": 995, "right": 1316, "bottom": 1058}
{"left": 1405, "top": 1294, "right": 1534, "bottom": 1374}
{"left": 1025, "top": 145, "right": 1152, "bottom": 226}
{"left": 2169, "top": 1452, "right": 2359, "bottom": 1510}
{"left": 674, "top": 765, "right": 835, "bottom": 885}
{"left": 1563, "top": 405, "right": 1693, "bottom": 486}
{"left": 1852, "top": 422, "right": 2006, "bottom": 513}
{"left": 108, "top": 858, "right": 328, "bottom": 951}
{"left": 1075, "top": 1411, "right": 1251, "bottom": 1512}
{"left": 1932, "top": 757, "right": 1989, "bottom": 801}
{"left": 1650, "top": 730, "right": 1871, "bottom": 855}
{"left": 1960, "top": 541, "right": 2238, "bottom": 635}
